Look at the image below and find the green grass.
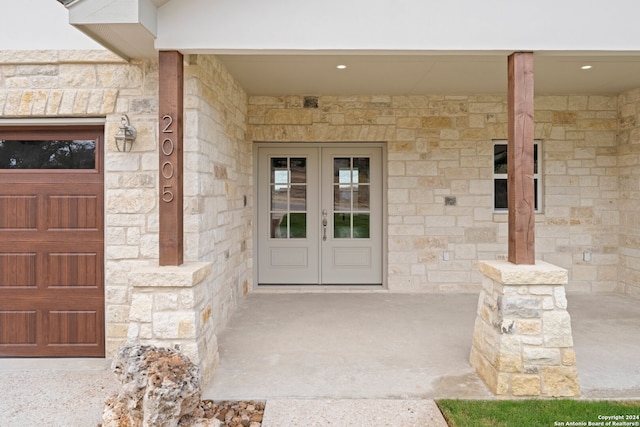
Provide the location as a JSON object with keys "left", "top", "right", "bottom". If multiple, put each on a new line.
{"left": 436, "top": 399, "right": 640, "bottom": 427}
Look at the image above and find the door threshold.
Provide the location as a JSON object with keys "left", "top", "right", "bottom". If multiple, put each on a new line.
{"left": 253, "top": 284, "right": 388, "bottom": 293}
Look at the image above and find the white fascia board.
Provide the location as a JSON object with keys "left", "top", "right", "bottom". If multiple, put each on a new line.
{"left": 66, "top": 0, "right": 158, "bottom": 59}
{"left": 156, "top": 0, "right": 640, "bottom": 53}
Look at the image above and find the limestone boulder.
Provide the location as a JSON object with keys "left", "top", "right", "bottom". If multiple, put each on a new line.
{"left": 101, "top": 343, "right": 220, "bottom": 427}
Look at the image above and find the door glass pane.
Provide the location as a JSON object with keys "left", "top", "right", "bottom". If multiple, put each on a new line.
{"left": 288, "top": 213, "right": 307, "bottom": 238}
{"left": 334, "top": 186, "right": 351, "bottom": 211}
{"left": 271, "top": 158, "right": 288, "bottom": 182}
{"left": 290, "top": 158, "right": 306, "bottom": 183}
{"left": 270, "top": 213, "right": 287, "bottom": 238}
{"left": 332, "top": 156, "right": 370, "bottom": 239}
{"left": 334, "top": 213, "right": 351, "bottom": 238}
{"left": 333, "top": 158, "right": 350, "bottom": 183}
{"left": 270, "top": 185, "right": 287, "bottom": 211}
{"left": 0, "top": 140, "right": 96, "bottom": 169}
{"left": 353, "top": 214, "right": 370, "bottom": 238}
{"left": 353, "top": 157, "right": 370, "bottom": 183}
{"left": 354, "top": 185, "right": 370, "bottom": 211}
{"left": 290, "top": 185, "right": 306, "bottom": 211}
{"left": 270, "top": 156, "right": 307, "bottom": 239}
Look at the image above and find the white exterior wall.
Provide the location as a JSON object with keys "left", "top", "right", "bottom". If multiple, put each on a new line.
{"left": 0, "top": 0, "right": 103, "bottom": 50}
{"left": 157, "top": 0, "right": 640, "bottom": 52}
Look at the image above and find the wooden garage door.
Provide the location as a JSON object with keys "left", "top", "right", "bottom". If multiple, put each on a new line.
{"left": 0, "top": 126, "right": 104, "bottom": 357}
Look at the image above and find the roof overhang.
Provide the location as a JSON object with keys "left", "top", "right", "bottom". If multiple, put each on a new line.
{"left": 58, "top": 0, "right": 169, "bottom": 60}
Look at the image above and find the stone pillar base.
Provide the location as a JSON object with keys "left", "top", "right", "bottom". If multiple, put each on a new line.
{"left": 470, "top": 260, "right": 580, "bottom": 397}
{"left": 126, "top": 262, "right": 218, "bottom": 382}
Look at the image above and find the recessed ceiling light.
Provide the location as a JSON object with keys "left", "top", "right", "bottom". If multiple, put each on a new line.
{"left": 581, "top": 65, "right": 593, "bottom": 70}
{"left": 336, "top": 64, "right": 347, "bottom": 70}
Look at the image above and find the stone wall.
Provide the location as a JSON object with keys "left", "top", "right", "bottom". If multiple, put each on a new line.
{"left": 617, "top": 89, "right": 640, "bottom": 299}
{"left": 181, "top": 54, "right": 252, "bottom": 376}
{"left": 247, "top": 95, "right": 620, "bottom": 293}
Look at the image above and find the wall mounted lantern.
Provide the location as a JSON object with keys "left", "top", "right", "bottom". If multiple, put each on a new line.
{"left": 114, "top": 114, "right": 137, "bottom": 152}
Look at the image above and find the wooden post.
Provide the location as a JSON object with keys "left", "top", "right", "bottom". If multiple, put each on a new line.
{"left": 507, "top": 52, "right": 535, "bottom": 265}
{"left": 158, "top": 51, "right": 184, "bottom": 266}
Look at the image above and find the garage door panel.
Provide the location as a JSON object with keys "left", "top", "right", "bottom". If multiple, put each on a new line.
{"left": 0, "top": 289, "right": 102, "bottom": 308}
{"left": 0, "top": 195, "right": 37, "bottom": 229}
{"left": 0, "top": 253, "right": 37, "bottom": 287}
{"left": 47, "top": 252, "right": 101, "bottom": 288}
{"left": 47, "top": 194, "right": 99, "bottom": 230}
{"left": 0, "top": 245, "right": 103, "bottom": 289}
{"left": 47, "top": 310, "right": 102, "bottom": 345}
{"left": 0, "top": 311, "right": 37, "bottom": 344}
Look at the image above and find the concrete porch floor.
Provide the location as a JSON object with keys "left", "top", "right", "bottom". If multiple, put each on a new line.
{"left": 202, "top": 292, "right": 640, "bottom": 400}
{"left": 0, "top": 293, "right": 639, "bottom": 426}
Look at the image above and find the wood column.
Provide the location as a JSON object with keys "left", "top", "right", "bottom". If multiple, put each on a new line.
{"left": 507, "top": 52, "right": 535, "bottom": 265}
{"left": 158, "top": 51, "right": 184, "bottom": 266}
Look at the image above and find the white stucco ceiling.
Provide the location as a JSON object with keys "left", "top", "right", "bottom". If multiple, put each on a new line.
{"left": 215, "top": 52, "right": 640, "bottom": 96}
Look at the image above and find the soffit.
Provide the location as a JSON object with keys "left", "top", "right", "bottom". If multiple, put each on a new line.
{"left": 215, "top": 52, "right": 640, "bottom": 96}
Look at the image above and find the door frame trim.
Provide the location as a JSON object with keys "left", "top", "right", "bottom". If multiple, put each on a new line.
{"left": 252, "top": 141, "right": 388, "bottom": 291}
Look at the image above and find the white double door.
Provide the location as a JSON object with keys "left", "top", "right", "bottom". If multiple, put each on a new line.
{"left": 257, "top": 144, "right": 382, "bottom": 285}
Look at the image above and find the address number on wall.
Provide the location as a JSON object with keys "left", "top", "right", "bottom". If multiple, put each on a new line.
{"left": 161, "top": 114, "right": 175, "bottom": 203}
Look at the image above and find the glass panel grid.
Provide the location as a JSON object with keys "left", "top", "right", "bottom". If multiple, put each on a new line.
{"left": 270, "top": 157, "right": 307, "bottom": 239}
{"left": 333, "top": 156, "right": 370, "bottom": 239}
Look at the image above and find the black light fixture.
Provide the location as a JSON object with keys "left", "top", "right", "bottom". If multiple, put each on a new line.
{"left": 114, "top": 114, "right": 137, "bottom": 152}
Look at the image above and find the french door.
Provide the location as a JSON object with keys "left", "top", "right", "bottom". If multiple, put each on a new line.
{"left": 257, "top": 144, "right": 383, "bottom": 285}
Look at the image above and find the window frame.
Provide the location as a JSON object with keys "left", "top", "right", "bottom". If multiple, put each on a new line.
{"left": 492, "top": 139, "right": 542, "bottom": 213}
{"left": 0, "top": 126, "right": 103, "bottom": 174}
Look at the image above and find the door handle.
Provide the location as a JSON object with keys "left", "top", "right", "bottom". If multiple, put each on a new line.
{"left": 322, "top": 209, "right": 327, "bottom": 241}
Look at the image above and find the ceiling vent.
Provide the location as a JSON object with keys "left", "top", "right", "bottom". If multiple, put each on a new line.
{"left": 303, "top": 96, "right": 319, "bottom": 109}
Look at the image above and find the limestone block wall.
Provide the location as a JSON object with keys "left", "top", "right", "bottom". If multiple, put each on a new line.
{"left": 178, "top": 54, "right": 252, "bottom": 372}
{"left": 183, "top": 53, "right": 252, "bottom": 338}
{"left": 247, "top": 94, "right": 620, "bottom": 293}
{"left": 617, "top": 89, "right": 640, "bottom": 299}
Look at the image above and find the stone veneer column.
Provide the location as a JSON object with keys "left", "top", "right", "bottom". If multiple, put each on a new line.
{"left": 125, "top": 262, "right": 219, "bottom": 382}
{"left": 470, "top": 260, "right": 580, "bottom": 397}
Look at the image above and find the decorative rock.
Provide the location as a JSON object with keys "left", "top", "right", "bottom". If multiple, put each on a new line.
{"left": 101, "top": 343, "right": 221, "bottom": 427}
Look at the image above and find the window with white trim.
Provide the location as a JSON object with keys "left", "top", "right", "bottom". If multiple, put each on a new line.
{"left": 493, "top": 140, "right": 541, "bottom": 212}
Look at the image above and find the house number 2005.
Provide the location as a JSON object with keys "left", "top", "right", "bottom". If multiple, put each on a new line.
{"left": 161, "top": 114, "right": 175, "bottom": 203}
